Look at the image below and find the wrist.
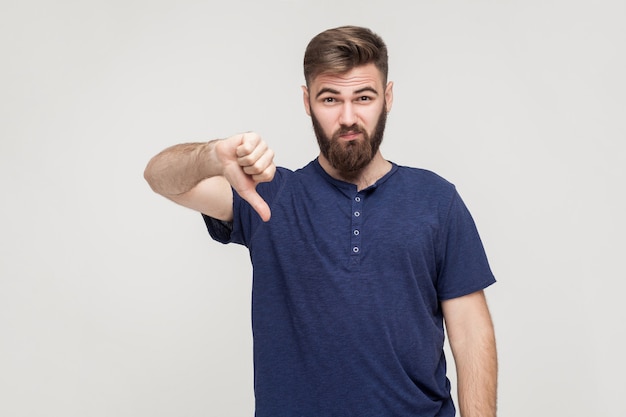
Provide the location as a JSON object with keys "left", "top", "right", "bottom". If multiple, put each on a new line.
{"left": 200, "top": 139, "right": 227, "bottom": 177}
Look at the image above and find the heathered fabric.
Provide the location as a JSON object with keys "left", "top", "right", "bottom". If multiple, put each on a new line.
{"left": 203, "top": 159, "right": 495, "bottom": 417}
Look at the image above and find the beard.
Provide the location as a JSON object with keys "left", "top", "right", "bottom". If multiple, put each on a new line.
{"left": 311, "top": 105, "right": 388, "bottom": 180}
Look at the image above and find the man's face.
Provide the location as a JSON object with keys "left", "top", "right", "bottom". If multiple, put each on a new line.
{"left": 303, "top": 64, "right": 394, "bottom": 178}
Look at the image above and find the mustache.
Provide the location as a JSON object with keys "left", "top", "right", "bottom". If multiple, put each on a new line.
{"left": 335, "top": 124, "right": 365, "bottom": 137}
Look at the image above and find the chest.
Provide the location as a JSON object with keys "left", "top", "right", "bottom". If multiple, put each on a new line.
{"left": 258, "top": 184, "right": 443, "bottom": 274}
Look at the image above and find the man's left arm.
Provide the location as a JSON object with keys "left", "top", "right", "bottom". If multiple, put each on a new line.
{"left": 442, "top": 290, "right": 497, "bottom": 417}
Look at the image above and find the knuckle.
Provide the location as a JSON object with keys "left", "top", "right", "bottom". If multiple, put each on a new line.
{"left": 243, "top": 131, "right": 261, "bottom": 144}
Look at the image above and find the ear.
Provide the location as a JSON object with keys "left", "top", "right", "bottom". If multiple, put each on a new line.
{"left": 302, "top": 85, "right": 311, "bottom": 116}
{"left": 384, "top": 81, "right": 394, "bottom": 112}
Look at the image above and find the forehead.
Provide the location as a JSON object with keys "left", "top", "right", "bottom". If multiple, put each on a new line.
{"left": 310, "top": 63, "right": 385, "bottom": 93}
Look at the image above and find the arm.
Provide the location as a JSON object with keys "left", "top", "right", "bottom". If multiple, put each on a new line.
{"left": 442, "top": 290, "right": 497, "bottom": 417}
{"left": 143, "top": 132, "right": 276, "bottom": 221}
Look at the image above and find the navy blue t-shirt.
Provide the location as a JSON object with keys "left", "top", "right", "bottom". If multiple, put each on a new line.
{"left": 203, "top": 159, "right": 495, "bottom": 417}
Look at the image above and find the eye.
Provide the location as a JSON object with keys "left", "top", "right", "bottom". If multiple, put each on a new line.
{"left": 322, "top": 97, "right": 336, "bottom": 103}
{"left": 357, "top": 96, "right": 372, "bottom": 102}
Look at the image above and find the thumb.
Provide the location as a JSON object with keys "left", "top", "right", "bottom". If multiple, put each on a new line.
{"left": 238, "top": 188, "right": 272, "bottom": 222}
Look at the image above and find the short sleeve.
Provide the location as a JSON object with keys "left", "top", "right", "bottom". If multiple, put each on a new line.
{"left": 202, "top": 215, "right": 234, "bottom": 244}
{"left": 436, "top": 190, "right": 496, "bottom": 300}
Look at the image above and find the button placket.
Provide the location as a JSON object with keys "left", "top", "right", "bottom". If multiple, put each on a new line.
{"left": 351, "top": 193, "right": 363, "bottom": 259}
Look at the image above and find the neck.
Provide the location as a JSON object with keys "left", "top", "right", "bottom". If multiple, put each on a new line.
{"left": 318, "top": 151, "right": 392, "bottom": 191}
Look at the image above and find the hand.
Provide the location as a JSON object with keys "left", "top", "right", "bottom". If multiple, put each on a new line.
{"left": 216, "top": 132, "right": 276, "bottom": 222}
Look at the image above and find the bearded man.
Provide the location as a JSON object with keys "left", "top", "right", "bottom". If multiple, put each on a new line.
{"left": 144, "top": 25, "right": 498, "bottom": 417}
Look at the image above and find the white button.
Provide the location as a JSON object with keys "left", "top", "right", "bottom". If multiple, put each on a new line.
{"left": 353, "top": 246, "right": 359, "bottom": 253}
{"left": 354, "top": 211, "right": 360, "bottom": 217}
{"left": 353, "top": 230, "right": 360, "bottom": 236}
{"left": 355, "top": 196, "right": 361, "bottom": 202}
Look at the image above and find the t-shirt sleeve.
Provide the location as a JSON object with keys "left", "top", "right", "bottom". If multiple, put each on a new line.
{"left": 201, "top": 189, "right": 254, "bottom": 246}
{"left": 202, "top": 215, "right": 234, "bottom": 244}
{"left": 436, "top": 189, "right": 496, "bottom": 300}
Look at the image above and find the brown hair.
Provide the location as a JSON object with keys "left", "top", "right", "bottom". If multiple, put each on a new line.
{"left": 303, "top": 25, "right": 388, "bottom": 86}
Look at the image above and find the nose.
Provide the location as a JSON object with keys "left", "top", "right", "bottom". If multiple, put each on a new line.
{"left": 339, "top": 102, "right": 357, "bottom": 126}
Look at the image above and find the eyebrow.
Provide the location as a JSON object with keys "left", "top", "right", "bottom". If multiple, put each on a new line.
{"left": 315, "top": 86, "right": 380, "bottom": 99}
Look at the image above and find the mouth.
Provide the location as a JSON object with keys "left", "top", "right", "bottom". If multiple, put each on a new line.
{"left": 338, "top": 131, "right": 362, "bottom": 141}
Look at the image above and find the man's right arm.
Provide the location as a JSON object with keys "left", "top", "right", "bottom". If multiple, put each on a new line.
{"left": 143, "top": 132, "right": 276, "bottom": 222}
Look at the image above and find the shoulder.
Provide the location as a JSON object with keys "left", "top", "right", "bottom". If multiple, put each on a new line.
{"left": 395, "top": 164, "right": 452, "bottom": 184}
{"left": 390, "top": 164, "right": 457, "bottom": 196}
{"left": 254, "top": 162, "right": 318, "bottom": 202}
{"left": 267, "top": 161, "right": 317, "bottom": 182}
{"left": 268, "top": 160, "right": 327, "bottom": 189}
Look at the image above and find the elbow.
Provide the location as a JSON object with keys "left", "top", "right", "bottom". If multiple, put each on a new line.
{"left": 143, "top": 158, "right": 161, "bottom": 194}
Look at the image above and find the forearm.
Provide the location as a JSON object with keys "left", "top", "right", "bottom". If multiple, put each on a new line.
{"left": 455, "top": 325, "right": 498, "bottom": 417}
{"left": 144, "top": 140, "right": 223, "bottom": 196}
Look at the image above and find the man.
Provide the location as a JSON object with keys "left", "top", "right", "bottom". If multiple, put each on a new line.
{"left": 144, "top": 25, "right": 497, "bottom": 417}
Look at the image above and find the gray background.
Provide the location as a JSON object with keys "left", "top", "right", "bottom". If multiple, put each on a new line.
{"left": 1, "top": 0, "right": 624, "bottom": 416}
